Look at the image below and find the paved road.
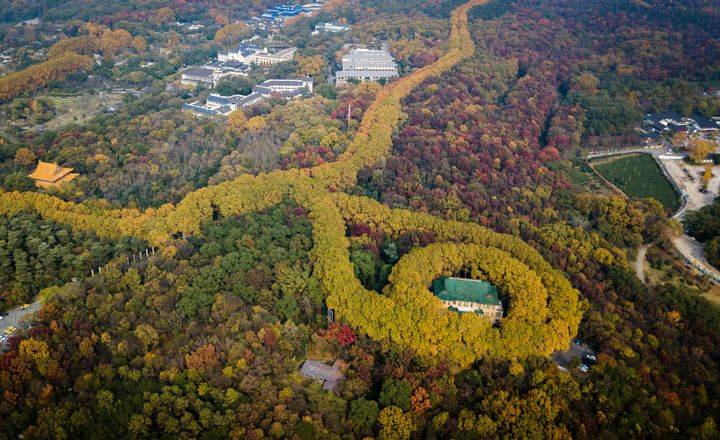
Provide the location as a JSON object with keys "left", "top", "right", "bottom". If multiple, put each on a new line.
{"left": 671, "top": 235, "right": 720, "bottom": 283}
{"left": 587, "top": 147, "right": 720, "bottom": 284}
{"left": 585, "top": 146, "right": 667, "bottom": 159}
{"left": 552, "top": 340, "right": 596, "bottom": 371}
{"left": 636, "top": 244, "right": 649, "bottom": 284}
{"left": 655, "top": 156, "right": 720, "bottom": 283}
{"left": 0, "top": 301, "right": 42, "bottom": 342}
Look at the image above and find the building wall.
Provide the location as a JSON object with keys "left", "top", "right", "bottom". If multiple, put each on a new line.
{"left": 335, "top": 73, "right": 396, "bottom": 87}
{"left": 33, "top": 174, "right": 77, "bottom": 189}
{"left": 440, "top": 299, "right": 503, "bottom": 323}
{"left": 181, "top": 76, "right": 212, "bottom": 87}
{"left": 342, "top": 60, "right": 396, "bottom": 71}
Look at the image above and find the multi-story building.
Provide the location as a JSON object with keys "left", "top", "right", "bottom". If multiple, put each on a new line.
{"left": 218, "top": 43, "right": 263, "bottom": 63}
{"left": 313, "top": 22, "right": 350, "bottom": 34}
{"left": 183, "top": 77, "right": 313, "bottom": 117}
{"left": 335, "top": 48, "right": 398, "bottom": 86}
{"left": 432, "top": 277, "right": 504, "bottom": 324}
{"left": 180, "top": 62, "right": 251, "bottom": 87}
{"left": 248, "top": 47, "right": 297, "bottom": 66}
{"left": 644, "top": 112, "right": 720, "bottom": 134}
{"left": 253, "top": 77, "right": 313, "bottom": 94}
{"left": 180, "top": 67, "right": 215, "bottom": 87}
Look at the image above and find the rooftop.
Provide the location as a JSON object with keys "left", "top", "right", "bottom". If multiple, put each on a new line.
{"left": 260, "top": 78, "right": 311, "bottom": 87}
{"left": 432, "top": 277, "right": 501, "bottom": 305}
{"left": 253, "top": 86, "right": 304, "bottom": 99}
{"left": 28, "top": 161, "right": 77, "bottom": 183}
{"left": 182, "top": 67, "right": 214, "bottom": 79}
{"left": 182, "top": 103, "right": 218, "bottom": 116}
{"left": 645, "top": 112, "right": 684, "bottom": 124}
{"left": 343, "top": 48, "right": 395, "bottom": 61}
{"left": 207, "top": 94, "right": 235, "bottom": 105}
{"left": 235, "top": 92, "right": 264, "bottom": 105}
{"left": 300, "top": 359, "right": 343, "bottom": 391}
{"left": 694, "top": 115, "right": 719, "bottom": 130}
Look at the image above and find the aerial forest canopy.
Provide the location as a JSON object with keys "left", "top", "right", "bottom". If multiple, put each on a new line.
{"left": 3, "top": 0, "right": 720, "bottom": 437}
{"left": 0, "top": 0, "right": 582, "bottom": 367}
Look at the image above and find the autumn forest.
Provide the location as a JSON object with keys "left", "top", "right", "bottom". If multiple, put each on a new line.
{"left": 0, "top": 0, "right": 720, "bottom": 438}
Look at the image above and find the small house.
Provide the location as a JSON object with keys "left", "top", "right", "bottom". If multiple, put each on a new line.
{"left": 300, "top": 359, "right": 343, "bottom": 391}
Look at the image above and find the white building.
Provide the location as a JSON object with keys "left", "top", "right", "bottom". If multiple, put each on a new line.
{"left": 180, "top": 67, "right": 216, "bottom": 87}
{"left": 335, "top": 48, "right": 398, "bottom": 87}
{"left": 313, "top": 22, "right": 350, "bottom": 35}
{"left": 183, "top": 77, "right": 313, "bottom": 117}
{"left": 248, "top": 47, "right": 297, "bottom": 66}
{"left": 219, "top": 45, "right": 297, "bottom": 66}
{"left": 254, "top": 77, "right": 314, "bottom": 94}
{"left": 302, "top": 3, "right": 324, "bottom": 12}
{"left": 180, "top": 62, "right": 251, "bottom": 87}
{"left": 218, "top": 43, "right": 263, "bottom": 63}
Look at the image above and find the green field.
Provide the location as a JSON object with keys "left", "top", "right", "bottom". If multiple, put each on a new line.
{"left": 592, "top": 154, "right": 680, "bottom": 211}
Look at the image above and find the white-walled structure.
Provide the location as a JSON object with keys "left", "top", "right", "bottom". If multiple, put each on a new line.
{"left": 183, "top": 77, "right": 313, "bottom": 117}
{"left": 335, "top": 48, "right": 398, "bottom": 86}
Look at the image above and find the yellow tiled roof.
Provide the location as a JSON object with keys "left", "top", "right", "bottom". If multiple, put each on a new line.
{"left": 28, "top": 161, "right": 75, "bottom": 182}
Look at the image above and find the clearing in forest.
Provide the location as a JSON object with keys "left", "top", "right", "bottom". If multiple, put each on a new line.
{"left": 592, "top": 154, "right": 680, "bottom": 211}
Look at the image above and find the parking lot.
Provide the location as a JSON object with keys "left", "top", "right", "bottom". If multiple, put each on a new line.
{"left": 659, "top": 157, "right": 719, "bottom": 212}
{"left": 552, "top": 339, "right": 597, "bottom": 373}
{"left": 0, "top": 301, "right": 41, "bottom": 349}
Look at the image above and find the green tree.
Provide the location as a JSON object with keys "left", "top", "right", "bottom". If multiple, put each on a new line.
{"left": 379, "top": 378, "right": 412, "bottom": 411}
{"left": 350, "top": 248, "right": 376, "bottom": 289}
{"left": 348, "top": 398, "right": 379, "bottom": 435}
{"left": 378, "top": 406, "right": 414, "bottom": 440}
{"left": 315, "top": 83, "right": 337, "bottom": 100}
{"left": 274, "top": 294, "right": 300, "bottom": 322}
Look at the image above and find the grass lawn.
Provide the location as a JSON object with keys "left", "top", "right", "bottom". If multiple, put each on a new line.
{"left": 40, "top": 92, "right": 124, "bottom": 130}
{"left": 592, "top": 154, "right": 680, "bottom": 211}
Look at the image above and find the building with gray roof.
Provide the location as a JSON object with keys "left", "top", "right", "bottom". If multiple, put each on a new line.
{"left": 183, "top": 77, "right": 313, "bottom": 117}
{"left": 300, "top": 360, "right": 344, "bottom": 391}
{"left": 335, "top": 48, "right": 398, "bottom": 86}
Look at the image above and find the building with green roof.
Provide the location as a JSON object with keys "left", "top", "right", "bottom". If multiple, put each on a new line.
{"left": 432, "top": 277, "right": 503, "bottom": 323}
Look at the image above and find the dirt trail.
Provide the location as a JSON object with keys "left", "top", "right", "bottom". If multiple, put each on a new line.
{"left": 636, "top": 244, "right": 649, "bottom": 283}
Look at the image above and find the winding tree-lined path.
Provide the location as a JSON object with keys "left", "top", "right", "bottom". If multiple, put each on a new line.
{"left": 0, "top": 0, "right": 584, "bottom": 366}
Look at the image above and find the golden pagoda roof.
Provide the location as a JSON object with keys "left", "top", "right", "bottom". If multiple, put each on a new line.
{"left": 28, "top": 161, "right": 76, "bottom": 183}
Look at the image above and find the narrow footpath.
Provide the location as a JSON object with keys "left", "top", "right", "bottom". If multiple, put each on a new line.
{"left": 636, "top": 244, "right": 649, "bottom": 284}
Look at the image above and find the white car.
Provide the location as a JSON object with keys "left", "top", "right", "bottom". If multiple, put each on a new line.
{"left": 579, "top": 364, "right": 589, "bottom": 373}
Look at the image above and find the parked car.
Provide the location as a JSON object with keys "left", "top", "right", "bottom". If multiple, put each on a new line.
{"left": 20, "top": 303, "right": 30, "bottom": 310}
{"left": 579, "top": 364, "right": 589, "bottom": 373}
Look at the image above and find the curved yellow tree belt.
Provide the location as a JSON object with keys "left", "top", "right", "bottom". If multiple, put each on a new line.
{"left": 0, "top": 0, "right": 583, "bottom": 367}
